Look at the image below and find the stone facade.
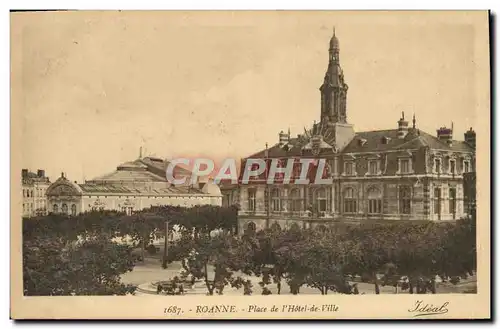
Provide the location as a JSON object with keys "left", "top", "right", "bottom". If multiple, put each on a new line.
{"left": 230, "top": 30, "right": 476, "bottom": 233}
{"left": 22, "top": 169, "right": 51, "bottom": 217}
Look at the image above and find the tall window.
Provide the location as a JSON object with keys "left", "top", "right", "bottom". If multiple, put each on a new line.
{"left": 343, "top": 187, "right": 357, "bottom": 213}
{"left": 121, "top": 206, "right": 133, "bottom": 215}
{"left": 450, "top": 160, "right": 456, "bottom": 174}
{"left": 368, "top": 161, "right": 378, "bottom": 175}
{"left": 246, "top": 222, "right": 257, "bottom": 234}
{"left": 71, "top": 204, "right": 77, "bottom": 216}
{"left": 290, "top": 188, "right": 302, "bottom": 212}
{"left": 464, "top": 161, "right": 470, "bottom": 173}
{"left": 399, "top": 186, "right": 411, "bottom": 214}
{"left": 449, "top": 188, "right": 456, "bottom": 219}
{"left": 344, "top": 161, "right": 355, "bottom": 176}
{"left": 62, "top": 203, "right": 68, "bottom": 215}
{"left": 53, "top": 204, "right": 59, "bottom": 213}
{"left": 400, "top": 159, "right": 410, "bottom": 174}
{"left": 271, "top": 188, "right": 281, "bottom": 212}
{"left": 434, "top": 188, "right": 441, "bottom": 215}
{"left": 435, "top": 158, "right": 442, "bottom": 174}
{"left": 367, "top": 187, "right": 382, "bottom": 214}
{"left": 316, "top": 188, "right": 328, "bottom": 212}
{"left": 248, "top": 188, "right": 256, "bottom": 212}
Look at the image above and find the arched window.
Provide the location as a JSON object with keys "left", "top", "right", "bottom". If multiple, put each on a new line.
{"left": 316, "top": 224, "right": 328, "bottom": 233}
{"left": 71, "top": 204, "right": 77, "bottom": 216}
{"left": 315, "top": 188, "right": 328, "bottom": 212}
{"left": 270, "top": 222, "right": 281, "bottom": 231}
{"left": 343, "top": 187, "right": 357, "bottom": 213}
{"left": 290, "top": 188, "right": 302, "bottom": 212}
{"left": 62, "top": 203, "right": 68, "bottom": 215}
{"left": 53, "top": 204, "right": 59, "bottom": 213}
{"left": 271, "top": 188, "right": 281, "bottom": 212}
{"left": 289, "top": 222, "right": 300, "bottom": 231}
{"left": 245, "top": 222, "right": 257, "bottom": 235}
{"left": 367, "top": 187, "right": 382, "bottom": 214}
{"left": 399, "top": 186, "right": 412, "bottom": 214}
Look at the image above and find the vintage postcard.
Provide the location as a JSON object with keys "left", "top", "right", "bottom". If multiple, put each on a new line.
{"left": 10, "top": 10, "right": 490, "bottom": 319}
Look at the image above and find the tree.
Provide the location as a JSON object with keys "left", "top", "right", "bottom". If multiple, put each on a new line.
{"left": 167, "top": 234, "right": 251, "bottom": 295}
{"left": 23, "top": 234, "right": 137, "bottom": 296}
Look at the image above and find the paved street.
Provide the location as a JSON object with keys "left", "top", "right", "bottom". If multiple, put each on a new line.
{"left": 121, "top": 258, "right": 477, "bottom": 296}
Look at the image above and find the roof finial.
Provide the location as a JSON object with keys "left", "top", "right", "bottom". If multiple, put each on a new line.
{"left": 412, "top": 113, "right": 416, "bottom": 129}
{"left": 288, "top": 127, "right": 291, "bottom": 136}
{"left": 402, "top": 111, "right": 405, "bottom": 120}
{"left": 139, "top": 146, "right": 143, "bottom": 159}
{"left": 333, "top": 26, "right": 336, "bottom": 37}
{"left": 451, "top": 121, "right": 454, "bottom": 132}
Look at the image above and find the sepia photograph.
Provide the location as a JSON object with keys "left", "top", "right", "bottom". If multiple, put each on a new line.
{"left": 10, "top": 10, "right": 490, "bottom": 319}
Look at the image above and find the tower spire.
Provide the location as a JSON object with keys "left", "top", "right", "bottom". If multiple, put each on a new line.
{"left": 412, "top": 113, "right": 416, "bottom": 129}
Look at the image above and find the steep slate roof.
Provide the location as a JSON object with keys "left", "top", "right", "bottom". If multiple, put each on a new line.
{"left": 340, "top": 128, "right": 473, "bottom": 154}
{"left": 245, "top": 128, "right": 473, "bottom": 160}
{"left": 77, "top": 156, "right": 206, "bottom": 196}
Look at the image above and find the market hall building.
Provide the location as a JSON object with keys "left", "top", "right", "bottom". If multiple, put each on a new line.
{"left": 46, "top": 156, "right": 222, "bottom": 216}
{"left": 226, "top": 30, "right": 476, "bottom": 233}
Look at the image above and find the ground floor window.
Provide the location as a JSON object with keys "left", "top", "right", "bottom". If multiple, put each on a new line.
{"left": 449, "top": 187, "right": 456, "bottom": 219}
{"left": 434, "top": 188, "right": 441, "bottom": 215}
{"left": 399, "top": 186, "right": 411, "bottom": 214}
{"left": 290, "top": 188, "right": 302, "bottom": 212}
{"left": 343, "top": 187, "right": 357, "bottom": 213}
{"left": 121, "top": 206, "right": 133, "bottom": 215}
{"left": 367, "top": 187, "right": 382, "bottom": 214}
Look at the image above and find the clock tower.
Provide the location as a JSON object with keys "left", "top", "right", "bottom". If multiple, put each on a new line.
{"left": 319, "top": 28, "right": 349, "bottom": 125}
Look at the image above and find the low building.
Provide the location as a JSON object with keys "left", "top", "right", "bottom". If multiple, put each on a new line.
{"left": 22, "top": 169, "right": 51, "bottom": 217}
{"left": 46, "top": 156, "right": 222, "bottom": 215}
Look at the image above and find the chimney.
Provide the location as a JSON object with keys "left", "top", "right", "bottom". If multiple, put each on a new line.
{"left": 22, "top": 169, "right": 28, "bottom": 178}
{"left": 37, "top": 169, "right": 45, "bottom": 178}
{"left": 437, "top": 126, "right": 453, "bottom": 146}
{"left": 278, "top": 130, "right": 290, "bottom": 146}
{"left": 397, "top": 111, "right": 409, "bottom": 139}
{"left": 464, "top": 127, "right": 476, "bottom": 149}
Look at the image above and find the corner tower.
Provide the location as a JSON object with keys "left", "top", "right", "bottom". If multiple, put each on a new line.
{"left": 320, "top": 28, "right": 349, "bottom": 125}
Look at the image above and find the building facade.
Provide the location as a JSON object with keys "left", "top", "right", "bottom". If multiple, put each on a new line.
{"left": 22, "top": 169, "right": 51, "bottom": 217}
{"left": 46, "top": 156, "right": 222, "bottom": 216}
{"left": 231, "top": 30, "right": 476, "bottom": 233}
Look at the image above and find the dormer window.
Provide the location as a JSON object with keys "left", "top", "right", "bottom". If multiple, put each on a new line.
{"left": 382, "top": 136, "right": 392, "bottom": 145}
{"left": 344, "top": 161, "right": 356, "bottom": 176}
{"left": 463, "top": 160, "right": 470, "bottom": 173}
{"left": 434, "top": 158, "right": 442, "bottom": 174}
{"left": 358, "top": 138, "right": 367, "bottom": 146}
{"left": 449, "top": 159, "right": 456, "bottom": 175}
{"left": 367, "top": 159, "right": 381, "bottom": 176}
{"left": 397, "top": 156, "right": 413, "bottom": 175}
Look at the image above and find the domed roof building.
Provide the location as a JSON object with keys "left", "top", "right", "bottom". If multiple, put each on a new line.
{"left": 46, "top": 156, "right": 222, "bottom": 216}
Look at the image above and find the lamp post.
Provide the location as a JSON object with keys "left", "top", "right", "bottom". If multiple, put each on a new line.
{"left": 162, "top": 220, "right": 169, "bottom": 269}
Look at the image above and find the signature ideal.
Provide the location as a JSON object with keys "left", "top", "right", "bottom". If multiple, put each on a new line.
{"left": 408, "top": 301, "right": 449, "bottom": 317}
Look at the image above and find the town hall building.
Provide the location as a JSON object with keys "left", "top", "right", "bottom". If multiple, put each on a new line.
{"left": 223, "top": 29, "right": 476, "bottom": 233}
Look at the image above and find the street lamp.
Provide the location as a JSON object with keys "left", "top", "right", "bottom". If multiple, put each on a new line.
{"left": 162, "top": 220, "right": 169, "bottom": 269}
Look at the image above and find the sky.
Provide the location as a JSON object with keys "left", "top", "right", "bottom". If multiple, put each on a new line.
{"left": 12, "top": 11, "right": 485, "bottom": 182}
